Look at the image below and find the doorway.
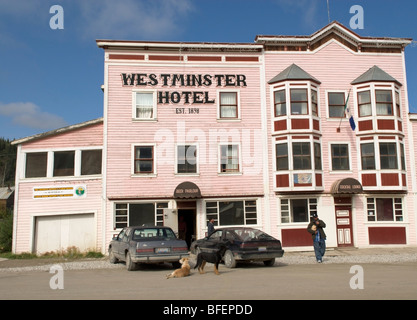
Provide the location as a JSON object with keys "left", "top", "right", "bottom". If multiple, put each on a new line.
{"left": 177, "top": 201, "right": 196, "bottom": 249}
{"left": 334, "top": 197, "right": 354, "bottom": 247}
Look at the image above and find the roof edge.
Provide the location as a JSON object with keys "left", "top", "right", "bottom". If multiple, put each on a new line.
{"left": 12, "top": 117, "right": 103, "bottom": 146}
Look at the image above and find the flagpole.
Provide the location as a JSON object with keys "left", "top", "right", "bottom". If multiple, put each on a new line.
{"left": 337, "top": 89, "right": 351, "bottom": 132}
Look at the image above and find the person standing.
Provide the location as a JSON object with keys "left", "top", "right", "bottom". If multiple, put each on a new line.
{"left": 307, "top": 213, "right": 326, "bottom": 263}
{"left": 207, "top": 218, "right": 215, "bottom": 236}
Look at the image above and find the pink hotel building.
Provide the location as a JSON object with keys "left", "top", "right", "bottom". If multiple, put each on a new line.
{"left": 11, "top": 22, "right": 417, "bottom": 254}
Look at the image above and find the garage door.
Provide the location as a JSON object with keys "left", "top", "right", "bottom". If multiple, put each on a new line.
{"left": 35, "top": 214, "right": 95, "bottom": 254}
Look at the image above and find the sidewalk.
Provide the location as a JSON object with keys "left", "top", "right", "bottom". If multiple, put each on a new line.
{"left": 285, "top": 246, "right": 417, "bottom": 256}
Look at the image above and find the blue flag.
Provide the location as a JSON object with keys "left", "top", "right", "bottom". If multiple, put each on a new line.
{"left": 344, "top": 90, "right": 356, "bottom": 131}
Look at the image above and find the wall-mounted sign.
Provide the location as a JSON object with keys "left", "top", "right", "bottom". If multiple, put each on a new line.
{"left": 173, "top": 181, "right": 201, "bottom": 199}
{"left": 331, "top": 178, "right": 363, "bottom": 194}
{"left": 33, "top": 185, "right": 87, "bottom": 199}
{"left": 121, "top": 73, "right": 247, "bottom": 105}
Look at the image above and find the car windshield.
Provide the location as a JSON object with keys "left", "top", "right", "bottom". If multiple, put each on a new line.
{"left": 233, "top": 228, "right": 276, "bottom": 241}
{"left": 132, "top": 228, "right": 176, "bottom": 241}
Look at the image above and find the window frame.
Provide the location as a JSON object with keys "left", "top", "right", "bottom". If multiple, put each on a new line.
{"left": 366, "top": 197, "right": 403, "bottom": 222}
{"left": 132, "top": 89, "right": 157, "bottom": 121}
{"left": 219, "top": 143, "right": 241, "bottom": 174}
{"left": 176, "top": 144, "right": 198, "bottom": 175}
{"left": 331, "top": 143, "right": 350, "bottom": 171}
{"left": 205, "top": 199, "right": 258, "bottom": 227}
{"left": 280, "top": 198, "right": 318, "bottom": 224}
{"left": 114, "top": 202, "right": 168, "bottom": 229}
{"left": 327, "top": 91, "right": 346, "bottom": 118}
{"left": 375, "top": 89, "right": 393, "bottom": 116}
{"left": 133, "top": 144, "right": 156, "bottom": 175}
{"left": 218, "top": 90, "right": 240, "bottom": 120}
{"left": 290, "top": 88, "right": 309, "bottom": 115}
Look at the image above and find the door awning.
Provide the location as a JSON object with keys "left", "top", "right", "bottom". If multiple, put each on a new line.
{"left": 173, "top": 181, "right": 201, "bottom": 199}
{"left": 331, "top": 178, "right": 363, "bottom": 194}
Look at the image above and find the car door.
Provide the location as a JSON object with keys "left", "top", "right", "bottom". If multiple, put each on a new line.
{"left": 118, "top": 228, "right": 131, "bottom": 259}
{"left": 111, "top": 228, "right": 125, "bottom": 259}
{"left": 202, "top": 230, "right": 223, "bottom": 253}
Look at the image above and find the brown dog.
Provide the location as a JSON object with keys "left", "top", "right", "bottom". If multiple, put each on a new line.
{"left": 166, "top": 258, "right": 191, "bottom": 279}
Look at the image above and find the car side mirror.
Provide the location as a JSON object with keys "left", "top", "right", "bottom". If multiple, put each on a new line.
{"left": 112, "top": 234, "right": 119, "bottom": 241}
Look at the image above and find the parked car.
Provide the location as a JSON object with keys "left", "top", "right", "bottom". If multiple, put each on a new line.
{"left": 109, "top": 226, "right": 189, "bottom": 271}
{"left": 190, "top": 227, "right": 284, "bottom": 268}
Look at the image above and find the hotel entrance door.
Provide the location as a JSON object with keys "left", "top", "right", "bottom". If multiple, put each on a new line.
{"left": 335, "top": 205, "right": 354, "bottom": 247}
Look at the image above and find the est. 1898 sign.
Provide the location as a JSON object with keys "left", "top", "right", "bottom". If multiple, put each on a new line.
{"left": 121, "top": 73, "right": 247, "bottom": 105}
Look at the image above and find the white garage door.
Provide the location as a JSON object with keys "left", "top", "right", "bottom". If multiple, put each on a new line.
{"left": 35, "top": 214, "right": 95, "bottom": 254}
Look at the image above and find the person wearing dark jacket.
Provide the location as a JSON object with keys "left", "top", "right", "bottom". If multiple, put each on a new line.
{"left": 207, "top": 218, "right": 215, "bottom": 236}
{"left": 307, "top": 213, "right": 326, "bottom": 263}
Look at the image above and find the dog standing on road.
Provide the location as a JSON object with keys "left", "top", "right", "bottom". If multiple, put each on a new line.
{"left": 194, "top": 246, "right": 227, "bottom": 275}
{"left": 166, "top": 257, "right": 191, "bottom": 279}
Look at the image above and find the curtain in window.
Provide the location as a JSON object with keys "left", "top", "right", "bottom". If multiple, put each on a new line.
{"left": 221, "top": 145, "right": 239, "bottom": 172}
{"left": 136, "top": 93, "right": 154, "bottom": 119}
{"left": 220, "top": 92, "right": 237, "bottom": 118}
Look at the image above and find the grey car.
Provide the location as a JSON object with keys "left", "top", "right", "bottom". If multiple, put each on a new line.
{"left": 108, "top": 226, "right": 189, "bottom": 271}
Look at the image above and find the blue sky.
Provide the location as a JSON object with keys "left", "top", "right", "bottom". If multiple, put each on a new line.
{"left": 1, "top": 0, "right": 417, "bottom": 140}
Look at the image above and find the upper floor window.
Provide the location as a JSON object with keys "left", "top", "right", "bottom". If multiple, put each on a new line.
{"left": 275, "top": 141, "right": 321, "bottom": 171}
{"left": 331, "top": 144, "right": 350, "bottom": 171}
{"left": 219, "top": 92, "right": 239, "bottom": 119}
{"left": 53, "top": 151, "right": 75, "bottom": 177}
{"left": 360, "top": 143, "right": 375, "bottom": 170}
{"left": 328, "top": 92, "right": 346, "bottom": 118}
{"left": 134, "top": 91, "right": 155, "bottom": 120}
{"left": 290, "top": 89, "right": 308, "bottom": 115}
{"left": 24, "top": 149, "right": 102, "bottom": 179}
{"left": 379, "top": 142, "right": 397, "bottom": 169}
{"left": 81, "top": 150, "right": 102, "bottom": 175}
{"left": 274, "top": 89, "right": 286, "bottom": 117}
{"left": 220, "top": 144, "right": 240, "bottom": 173}
{"left": 134, "top": 146, "right": 154, "bottom": 174}
{"left": 357, "top": 87, "right": 401, "bottom": 118}
{"left": 177, "top": 145, "right": 197, "bottom": 174}
{"left": 358, "top": 90, "right": 372, "bottom": 117}
{"left": 25, "top": 152, "right": 47, "bottom": 178}
{"left": 375, "top": 90, "right": 393, "bottom": 116}
{"left": 292, "top": 142, "right": 311, "bottom": 170}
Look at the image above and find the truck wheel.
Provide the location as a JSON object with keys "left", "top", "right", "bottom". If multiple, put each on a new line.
{"left": 223, "top": 250, "right": 236, "bottom": 268}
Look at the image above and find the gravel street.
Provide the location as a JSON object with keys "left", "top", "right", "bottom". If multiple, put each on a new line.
{"left": 1, "top": 247, "right": 417, "bottom": 300}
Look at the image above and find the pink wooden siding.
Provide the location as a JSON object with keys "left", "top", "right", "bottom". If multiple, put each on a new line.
{"left": 105, "top": 62, "right": 264, "bottom": 199}
{"left": 14, "top": 123, "right": 103, "bottom": 253}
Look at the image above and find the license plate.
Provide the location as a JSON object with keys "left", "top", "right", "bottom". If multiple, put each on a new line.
{"left": 155, "top": 248, "right": 170, "bottom": 253}
{"left": 258, "top": 247, "right": 267, "bottom": 252}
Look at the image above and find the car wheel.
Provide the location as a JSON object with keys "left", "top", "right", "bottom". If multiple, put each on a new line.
{"left": 126, "top": 252, "right": 137, "bottom": 271}
{"left": 108, "top": 248, "right": 118, "bottom": 264}
{"left": 263, "top": 258, "right": 275, "bottom": 267}
{"left": 223, "top": 250, "right": 236, "bottom": 268}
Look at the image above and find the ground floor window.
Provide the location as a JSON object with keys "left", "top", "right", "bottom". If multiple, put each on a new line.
{"left": 205, "top": 200, "right": 257, "bottom": 226}
{"left": 114, "top": 202, "right": 168, "bottom": 228}
{"left": 367, "top": 197, "right": 403, "bottom": 222}
{"left": 280, "top": 198, "right": 317, "bottom": 223}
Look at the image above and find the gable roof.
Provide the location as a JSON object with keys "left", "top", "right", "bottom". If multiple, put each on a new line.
{"left": 268, "top": 64, "right": 321, "bottom": 85}
{"left": 351, "top": 65, "right": 402, "bottom": 86}
{"left": 256, "top": 21, "right": 412, "bottom": 53}
{"left": 11, "top": 117, "right": 103, "bottom": 146}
